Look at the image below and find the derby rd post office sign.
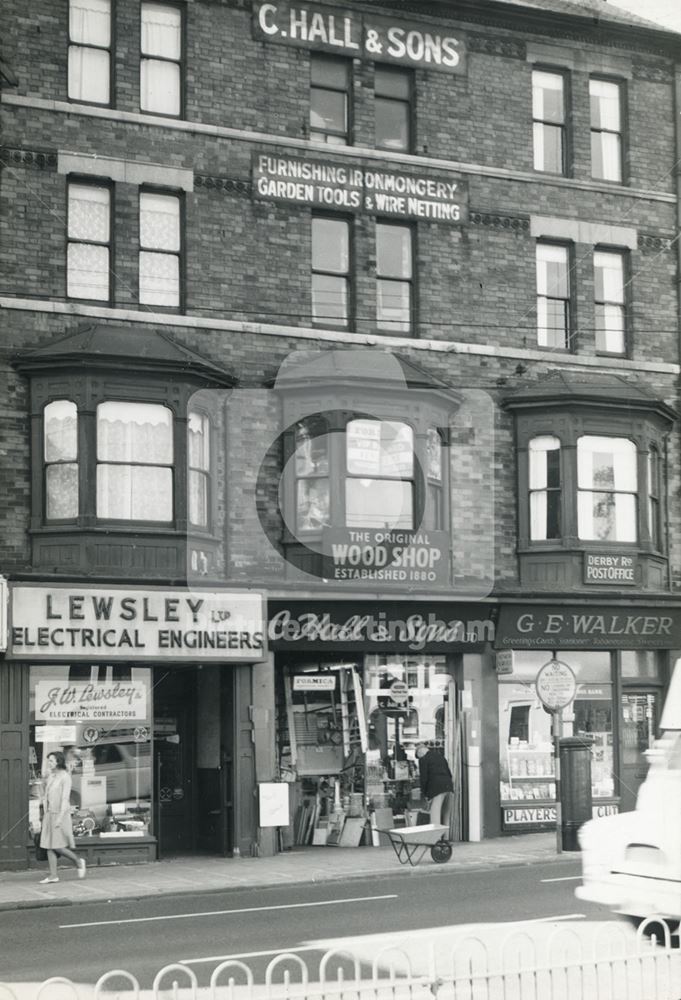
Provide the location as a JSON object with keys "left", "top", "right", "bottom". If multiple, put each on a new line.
{"left": 9, "top": 586, "right": 265, "bottom": 660}
{"left": 253, "top": 154, "right": 467, "bottom": 224}
{"left": 253, "top": 2, "right": 466, "bottom": 74}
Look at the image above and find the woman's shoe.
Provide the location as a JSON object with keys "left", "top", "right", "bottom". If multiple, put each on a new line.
{"left": 39, "top": 876, "right": 59, "bottom": 884}
{"left": 77, "top": 858, "right": 86, "bottom": 879}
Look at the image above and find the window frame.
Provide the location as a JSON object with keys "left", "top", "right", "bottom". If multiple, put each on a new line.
{"left": 187, "top": 408, "right": 213, "bottom": 531}
{"left": 140, "top": 0, "right": 185, "bottom": 119}
{"left": 536, "top": 240, "right": 572, "bottom": 351}
{"left": 67, "top": 0, "right": 113, "bottom": 107}
{"left": 576, "top": 435, "right": 638, "bottom": 544}
{"left": 43, "top": 399, "right": 80, "bottom": 524}
{"left": 66, "top": 176, "right": 113, "bottom": 304}
{"left": 594, "top": 246, "right": 629, "bottom": 357}
{"left": 344, "top": 417, "right": 416, "bottom": 531}
{"left": 376, "top": 220, "right": 415, "bottom": 336}
{"left": 95, "top": 399, "right": 175, "bottom": 525}
{"left": 311, "top": 213, "right": 353, "bottom": 330}
{"left": 590, "top": 76, "right": 625, "bottom": 185}
{"left": 532, "top": 67, "right": 569, "bottom": 177}
{"left": 528, "top": 435, "right": 562, "bottom": 543}
{"left": 310, "top": 53, "right": 352, "bottom": 145}
{"left": 138, "top": 186, "right": 184, "bottom": 311}
{"left": 425, "top": 427, "right": 446, "bottom": 531}
{"left": 374, "top": 64, "right": 414, "bottom": 154}
{"left": 647, "top": 444, "right": 661, "bottom": 552}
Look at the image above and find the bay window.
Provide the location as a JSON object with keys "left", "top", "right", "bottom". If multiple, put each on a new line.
{"left": 425, "top": 428, "right": 444, "bottom": 530}
{"left": 141, "top": 2, "right": 183, "bottom": 117}
{"left": 44, "top": 401, "right": 79, "bottom": 521}
{"left": 345, "top": 419, "right": 414, "bottom": 529}
{"left": 68, "top": 0, "right": 111, "bottom": 105}
{"left": 188, "top": 411, "right": 211, "bottom": 529}
{"left": 577, "top": 436, "right": 637, "bottom": 542}
{"left": 295, "top": 418, "right": 330, "bottom": 533}
{"left": 529, "top": 435, "right": 561, "bottom": 541}
{"left": 648, "top": 447, "right": 661, "bottom": 550}
{"left": 96, "top": 402, "right": 174, "bottom": 522}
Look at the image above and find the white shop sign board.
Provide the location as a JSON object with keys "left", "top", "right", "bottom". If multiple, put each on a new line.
{"left": 259, "top": 783, "right": 290, "bottom": 827}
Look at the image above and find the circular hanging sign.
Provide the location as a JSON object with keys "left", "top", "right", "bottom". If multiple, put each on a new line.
{"left": 389, "top": 680, "right": 409, "bottom": 705}
{"left": 535, "top": 659, "right": 577, "bottom": 711}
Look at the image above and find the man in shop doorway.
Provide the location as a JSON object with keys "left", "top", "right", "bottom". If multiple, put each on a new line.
{"left": 416, "top": 743, "right": 454, "bottom": 826}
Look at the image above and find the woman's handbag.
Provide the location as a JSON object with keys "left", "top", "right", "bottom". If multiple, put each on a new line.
{"left": 34, "top": 833, "right": 48, "bottom": 862}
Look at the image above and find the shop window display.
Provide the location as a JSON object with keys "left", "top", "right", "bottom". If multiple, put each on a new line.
{"left": 499, "top": 651, "right": 615, "bottom": 826}
{"left": 276, "top": 655, "right": 459, "bottom": 847}
{"left": 29, "top": 665, "right": 152, "bottom": 845}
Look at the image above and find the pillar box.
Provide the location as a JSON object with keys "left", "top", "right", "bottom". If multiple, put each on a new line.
{"left": 559, "top": 736, "right": 593, "bottom": 851}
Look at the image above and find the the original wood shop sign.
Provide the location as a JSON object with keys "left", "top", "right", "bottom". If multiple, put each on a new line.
{"left": 253, "top": 153, "right": 468, "bottom": 223}
{"left": 253, "top": 2, "right": 467, "bottom": 74}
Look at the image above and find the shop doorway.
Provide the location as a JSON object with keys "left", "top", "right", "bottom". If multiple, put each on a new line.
{"left": 619, "top": 689, "right": 661, "bottom": 812}
{"left": 153, "top": 666, "right": 234, "bottom": 857}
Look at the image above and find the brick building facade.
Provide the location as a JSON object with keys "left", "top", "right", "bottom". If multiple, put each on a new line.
{"left": 1, "top": 0, "right": 681, "bottom": 869}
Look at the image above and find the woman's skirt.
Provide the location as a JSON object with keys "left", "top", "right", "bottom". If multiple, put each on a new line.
{"left": 40, "top": 811, "right": 75, "bottom": 850}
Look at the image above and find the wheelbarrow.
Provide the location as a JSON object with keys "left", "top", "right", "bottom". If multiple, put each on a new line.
{"left": 383, "top": 823, "right": 453, "bottom": 866}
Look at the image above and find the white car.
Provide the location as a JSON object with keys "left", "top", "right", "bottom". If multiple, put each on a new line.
{"left": 576, "top": 664, "right": 681, "bottom": 940}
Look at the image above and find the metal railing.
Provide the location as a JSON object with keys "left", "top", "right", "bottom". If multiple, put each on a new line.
{"left": 2, "top": 918, "right": 680, "bottom": 1000}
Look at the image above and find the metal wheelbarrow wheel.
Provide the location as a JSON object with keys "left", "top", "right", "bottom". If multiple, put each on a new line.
{"left": 430, "top": 839, "right": 453, "bottom": 863}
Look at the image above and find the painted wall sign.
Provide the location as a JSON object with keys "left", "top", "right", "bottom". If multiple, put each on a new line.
{"left": 293, "top": 674, "right": 336, "bottom": 690}
{"left": 253, "top": 2, "right": 467, "bottom": 74}
{"left": 268, "top": 602, "right": 494, "bottom": 652}
{"left": 35, "top": 680, "right": 148, "bottom": 723}
{"left": 495, "top": 605, "right": 681, "bottom": 650}
{"left": 322, "top": 528, "right": 450, "bottom": 586}
{"left": 9, "top": 586, "right": 266, "bottom": 661}
{"left": 253, "top": 153, "right": 468, "bottom": 224}
{"left": 495, "top": 650, "right": 514, "bottom": 675}
{"left": 584, "top": 553, "right": 637, "bottom": 585}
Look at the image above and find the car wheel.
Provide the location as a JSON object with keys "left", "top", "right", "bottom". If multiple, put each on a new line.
{"left": 625, "top": 915, "right": 680, "bottom": 947}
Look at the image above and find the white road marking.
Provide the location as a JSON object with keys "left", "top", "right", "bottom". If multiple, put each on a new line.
{"left": 179, "top": 914, "right": 587, "bottom": 965}
{"left": 59, "top": 893, "right": 399, "bottom": 930}
{"left": 541, "top": 875, "right": 583, "bottom": 883}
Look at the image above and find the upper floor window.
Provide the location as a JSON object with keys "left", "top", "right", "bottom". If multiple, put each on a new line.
{"left": 594, "top": 249, "right": 626, "bottom": 355}
{"left": 188, "top": 411, "right": 211, "bottom": 529}
{"left": 577, "top": 436, "right": 637, "bottom": 542}
{"left": 310, "top": 54, "right": 350, "bottom": 145}
{"left": 532, "top": 70, "right": 566, "bottom": 175}
{"left": 294, "top": 418, "right": 330, "bottom": 534}
{"left": 536, "top": 242, "right": 570, "bottom": 349}
{"left": 590, "top": 79, "right": 623, "bottom": 183}
{"left": 67, "top": 180, "right": 111, "bottom": 302}
{"left": 44, "top": 401, "right": 79, "bottom": 521}
{"left": 648, "top": 446, "right": 661, "bottom": 550}
{"left": 529, "top": 435, "right": 561, "bottom": 541}
{"left": 375, "top": 66, "right": 412, "bottom": 152}
{"left": 346, "top": 419, "right": 414, "bottom": 529}
{"left": 141, "top": 2, "right": 183, "bottom": 117}
{"left": 68, "top": 0, "right": 111, "bottom": 105}
{"left": 376, "top": 223, "right": 413, "bottom": 334}
{"left": 425, "top": 428, "right": 444, "bottom": 531}
{"left": 96, "top": 401, "right": 174, "bottom": 522}
{"left": 311, "top": 215, "right": 350, "bottom": 328}
{"left": 139, "top": 190, "right": 181, "bottom": 307}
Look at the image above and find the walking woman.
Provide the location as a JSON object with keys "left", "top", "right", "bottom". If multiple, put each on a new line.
{"left": 39, "top": 751, "right": 86, "bottom": 884}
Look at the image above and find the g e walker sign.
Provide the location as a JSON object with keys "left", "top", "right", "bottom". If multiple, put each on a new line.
{"left": 9, "top": 586, "right": 266, "bottom": 661}
{"left": 496, "top": 604, "right": 681, "bottom": 650}
{"left": 253, "top": 2, "right": 466, "bottom": 74}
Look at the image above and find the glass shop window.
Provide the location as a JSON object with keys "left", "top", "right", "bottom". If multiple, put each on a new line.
{"left": 28, "top": 665, "right": 152, "bottom": 842}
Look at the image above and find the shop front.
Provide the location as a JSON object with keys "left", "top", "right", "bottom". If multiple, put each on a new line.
{"left": 494, "top": 602, "right": 681, "bottom": 832}
{"left": 267, "top": 600, "right": 495, "bottom": 848}
{"left": 1, "top": 584, "right": 265, "bottom": 870}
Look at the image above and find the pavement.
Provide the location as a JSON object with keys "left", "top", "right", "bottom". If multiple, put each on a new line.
{"left": 0, "top": 832, "right": 568, "bottom": 911}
